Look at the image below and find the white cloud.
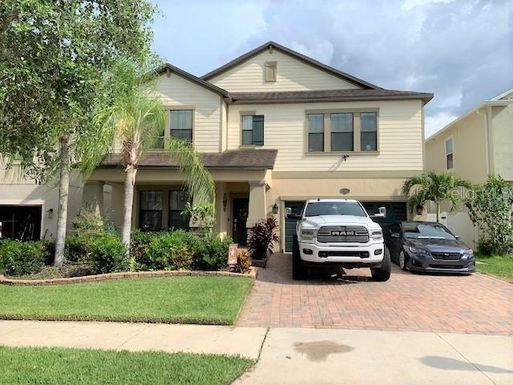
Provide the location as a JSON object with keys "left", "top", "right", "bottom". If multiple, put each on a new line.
{"left": 425, "top": 111, "right": 458, "bottom": 138}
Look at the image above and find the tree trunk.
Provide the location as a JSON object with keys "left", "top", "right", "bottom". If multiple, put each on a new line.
{"left": 54, "top": 136, "right": 70, "bottom": 267}
{"left": 436, "top": 202, "right": 440, "bottom": 223}
{"left": 122, "top": 165, "right": 136, "bottom": 251}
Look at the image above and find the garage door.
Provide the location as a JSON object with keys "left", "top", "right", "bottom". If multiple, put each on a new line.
{"left": 362, "top": 202, "right": 408, "bottom": 225}
{"left": 284, "top": 201, "right": 305, "bottom": 252}
{"left": 0, "top": 205, "right": 42, "bottom": 241}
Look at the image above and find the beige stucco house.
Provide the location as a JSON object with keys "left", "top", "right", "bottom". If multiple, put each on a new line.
{"left": 0, "top": 41, "right": 433, "bottom": 252}
{"left": 424, "top": 88, "right": 513, "bottom": 248}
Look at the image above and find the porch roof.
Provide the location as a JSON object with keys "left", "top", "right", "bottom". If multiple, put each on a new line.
{"left": 100, "top": 149, "right": 278, "bottom": 170}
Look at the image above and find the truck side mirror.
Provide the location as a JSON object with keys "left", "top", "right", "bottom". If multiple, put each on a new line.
{"left": 391, "top": 232, "right": 400, "bottom": 239}
{"left": 370, "top": 206, "right": 387, "bottom": 218}
{"left": 286, "top": 207, "right": 292, "bottom": 216}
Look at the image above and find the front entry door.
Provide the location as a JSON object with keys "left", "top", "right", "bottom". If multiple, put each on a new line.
{"left": 232, "top": 198, "right": 249, "bottom": 246}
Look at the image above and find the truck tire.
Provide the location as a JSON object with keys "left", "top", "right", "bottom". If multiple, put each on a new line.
{"left": 371, "top": 247, "right": 391, "bottom": 282}
{"left": 292, "top": 235, "right": 307, "bottom": 280}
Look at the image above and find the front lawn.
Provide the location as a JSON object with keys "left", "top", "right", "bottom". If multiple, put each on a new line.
{"left": 0, "top": 346, "right": 253, "bottom": 385}
{"left": 0, "top": 276, "right": 253, "bottom": 324}
{"left": 476, "top": 254, "right": 513, "bottom": 283}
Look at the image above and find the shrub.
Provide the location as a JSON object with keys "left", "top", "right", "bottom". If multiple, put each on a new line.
{"left": 193, "top": 234, "right": 232, "bottom": 271}
{"left": 0, "top": 240, "right": 47, "bottom": 276}
{"left": 247, "top": 217, "right": 279, "bottom": 260}
{"left": 130, "top": 230, "right": 158, "bottom": 269}
{"left": 65, "top": 234, "right": 94, "bottom": 263}
{"left": 466, "top": 175, "right": 513, "bottom": 255}
{"left": 146, "top": 230, "right": 197, "bottom": 270}
{"left": 89, "top": 233, "right": 127, "bottom": 274}
{"left": 237, "top": 250, "right": 252, "bottom": 273}
{"left": 72, "top": 207, "right": 107, "bottom": 235}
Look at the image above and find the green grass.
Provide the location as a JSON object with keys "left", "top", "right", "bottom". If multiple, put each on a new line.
{"left": 0, "top": 276, "right": 253, "bottom": 324}
{"left": 476, "top": 254, "right": 513, "bottom": 282}
{"left": 0, "top": 346, "right": 253, "bottom": 385}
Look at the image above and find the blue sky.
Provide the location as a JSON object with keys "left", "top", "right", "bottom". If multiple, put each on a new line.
{"left": 150, "top": 0, "right": 513, "bottom": 137}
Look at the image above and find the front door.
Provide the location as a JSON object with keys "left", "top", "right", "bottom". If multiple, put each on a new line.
{"left": 232, "top": 198, "right": 249, "bottom": 246}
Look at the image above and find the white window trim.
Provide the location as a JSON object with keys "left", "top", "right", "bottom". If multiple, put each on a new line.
{"left": 445, "top": 137, "right": 454, "bottom": 170}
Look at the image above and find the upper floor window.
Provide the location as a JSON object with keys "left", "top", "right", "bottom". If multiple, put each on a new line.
{"left": 445, "top": 138, "right": 453, "bottom": 170}
{"left": 331, "top": 113, "right": 353, "bottom": 151}
{"left": 170, "top": 110, "right": 193, "bottom": 143}
{"left": 360, "top": 112, "right": 377, "bottom": 151}
{"left": 264, "top": 61, "right": 277, "bottom": 82}
{"left": 307, "top": 114, "right": 324, "bottom": 152}
{"left": 307, "top": 110, "right": 379, "bottom": 153}
{"left": 242, "top": 114, "right": 264, "bottom": 146}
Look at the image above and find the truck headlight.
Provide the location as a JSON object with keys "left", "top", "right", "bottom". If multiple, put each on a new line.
{"left": 300, "top": 229, "right": 317, "bottom": 241}
{"left": 371, "top": 230, "right": 383, "bottom": 240}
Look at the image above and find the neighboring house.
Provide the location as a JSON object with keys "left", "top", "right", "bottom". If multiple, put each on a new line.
{"left": 425, "top": 88, "right": 513, "bottom": 248}
{"left": 0, "top": 41, "right": 433, "bottom": 252}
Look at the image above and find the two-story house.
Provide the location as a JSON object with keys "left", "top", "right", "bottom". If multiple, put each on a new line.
{"left": 0, "top": 41, "right": 433, "bottom": 252}
{"left": 425, "top": 88, "right": 513, "bottom": 247}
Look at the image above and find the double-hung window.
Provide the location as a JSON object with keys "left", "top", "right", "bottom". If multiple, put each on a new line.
{"left": 307, "top": 114, "right": 324, "bottom": 152}
{"left": 139, "top": 191, "right": 163, "bottom": 231}
{"left": 445, "top": 138, "right": 454, "bottom": 170}
{"left": 242, "top": 115, "right": 264, "bottom": 146}
{"left": 330, "top": 113, "right": 353, "bottom": 151}
{"left": 360, "top": 112, "right": 378, "bottom": 151}
{"left": 170, "top": 110, "right": 193, "bottom": 143}
{"left": 169, "top": 190, "right": 189, "bottom": 230}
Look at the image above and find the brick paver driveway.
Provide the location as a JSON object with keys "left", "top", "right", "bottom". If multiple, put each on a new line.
{"left": 237, "top": 253, "right": 513, "bottom": 335}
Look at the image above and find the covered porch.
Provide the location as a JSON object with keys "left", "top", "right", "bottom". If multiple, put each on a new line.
{"left": 81, "top": 150, "right": 277, "bottom": 244}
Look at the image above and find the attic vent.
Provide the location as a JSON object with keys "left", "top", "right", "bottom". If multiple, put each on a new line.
{"left": 264, "top": 61, "right": 277, "bottom": 82}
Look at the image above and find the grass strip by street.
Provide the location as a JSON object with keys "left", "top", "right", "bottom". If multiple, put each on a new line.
{"left": 0, "top": 345, "right": 254, "bottom": 385}
{"left": 0, "top": 276, "right": 253, "bottom": 324}
{"left": 476, "top": 254, "right": 513, "bottom": 283}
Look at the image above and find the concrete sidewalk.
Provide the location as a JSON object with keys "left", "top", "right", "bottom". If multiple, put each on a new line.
{"left": 1, "top": 321, "right": 512, "bottom": 385}
{"left": 235, "top": 328, "right": 513, "bottom": 385}
{"left": 0, "top": 320, "right": 267, "bottom": 360}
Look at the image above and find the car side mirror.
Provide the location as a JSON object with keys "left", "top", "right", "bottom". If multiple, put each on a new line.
{"left": 370, "top": 206, "right": 387, "bottom": 218}
{"left": 455, "top": 235, "right": 460, "bottom": 240}
{"left": 391, "top": 232, "right": 400, "bottom": 239}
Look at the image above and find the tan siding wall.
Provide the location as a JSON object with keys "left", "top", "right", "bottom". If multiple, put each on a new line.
{"left": 491, "top": 104, "right": 513, "bottom": 180}
{"left": 425, "top": 111, "right": 488, "bottom": 183}
{"left": 208, "top": 50, "right": 360, "bottom": 92}
{"left": 227, "top": 99, "right": 424, "bottom": 172}
{"left": 154, "top": 73, "right": 222, "bottom": 153}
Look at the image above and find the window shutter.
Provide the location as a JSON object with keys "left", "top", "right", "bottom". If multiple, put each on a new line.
{"left": 252, "top": 115, "right": 264, "bottom": 146}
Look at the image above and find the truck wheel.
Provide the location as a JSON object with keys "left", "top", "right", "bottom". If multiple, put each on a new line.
{"left": 292, "top": 235, "right": 307, "bottom": 280}
{"left": 371, "top": 247, "right": 391, "bottom": 282}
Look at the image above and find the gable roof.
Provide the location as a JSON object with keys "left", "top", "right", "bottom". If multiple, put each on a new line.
{"left": 155, "top": 63, "right": 231, "bottom": 98}
{"left": 201, "top": 41, "right": 380, "bottom": 90}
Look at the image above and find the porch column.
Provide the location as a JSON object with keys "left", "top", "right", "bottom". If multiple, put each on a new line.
{"left": 215, "top": 182, "right": 229, "bottom": 237}
{"left": 247, "top": 181, "right": 267, "bottom": 229}
{"left": 81, "top": 181, "right": 104, "bottom": 215}
{"left": 109, "top": 183, "right": 124, "bottom": 230}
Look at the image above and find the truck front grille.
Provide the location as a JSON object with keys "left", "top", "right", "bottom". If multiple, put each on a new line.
{"left": 317, "top": 226, "right": 369, "bottom": 243}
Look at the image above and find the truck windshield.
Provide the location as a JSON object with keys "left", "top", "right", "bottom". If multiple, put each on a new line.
{"left": 304, "top": 202, "right": 367, "bottom": 217}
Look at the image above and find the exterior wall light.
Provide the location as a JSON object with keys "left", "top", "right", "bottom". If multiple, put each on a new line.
{"left": 46, "top": 208, "right": 54, "bottom": 219}
{"left": 272, "top": 203, "right": 279, "bottom": 215}
{"left": 339, "top": 188, "right": 350, "bottom": 195}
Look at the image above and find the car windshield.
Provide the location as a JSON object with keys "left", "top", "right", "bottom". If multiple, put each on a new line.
{"left": 403, "top": 223, "right": 456, "bottom": 240}
{"left": 304, "top": 202, "right": 367, "bottom": 217}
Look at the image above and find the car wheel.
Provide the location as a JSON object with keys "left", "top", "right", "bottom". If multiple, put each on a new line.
{"left": 371, "top": 247, "right": 391, "bottom": 282}
{"left": 399, "top": 250, "right": 409, "bottom": 271}
{"left": 292, "top": 235, "right": 307, "bottom": 280}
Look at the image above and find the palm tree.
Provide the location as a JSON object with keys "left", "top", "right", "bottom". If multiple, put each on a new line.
{"left": 83, "top": 59, "right": 215, "bottom": 257}
{"left": 402, "top": 171, "right": 471, "bottom": 222}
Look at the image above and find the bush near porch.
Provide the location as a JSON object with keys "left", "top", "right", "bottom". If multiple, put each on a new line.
{"left": 0, "top": 230, "right": 233, "bottom": 279}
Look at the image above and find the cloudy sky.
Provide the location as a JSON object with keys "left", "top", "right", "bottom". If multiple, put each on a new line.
{"left": 151, "top": 0, "right": 512, "bottom": 138}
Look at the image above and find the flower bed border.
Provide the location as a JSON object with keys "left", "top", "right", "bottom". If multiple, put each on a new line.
{"left": 0, "top": 268, "right": 257, "bottom": 286}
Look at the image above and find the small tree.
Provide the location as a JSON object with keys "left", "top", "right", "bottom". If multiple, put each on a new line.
{"left": 402, "top": 171, "right": 471, "bottom": 222}
{"left": 465, "top": 175, "right": 513, "bottom": 255}
{"left": 247, "top": 217, "right": 279, "bottom": 260}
